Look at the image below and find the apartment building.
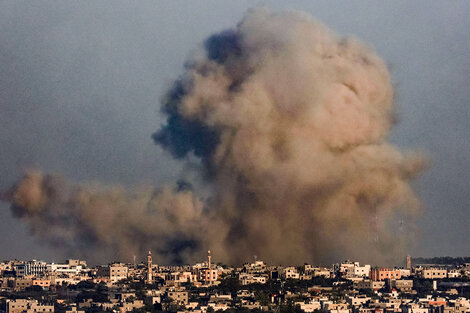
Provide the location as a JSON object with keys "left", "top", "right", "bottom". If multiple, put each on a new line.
{"left": 239, "top": 273, "right": 267, "bottom": 285}
{"left": 356, "top": 279, "right": 385, "bottom": 290}
{"left": 370, "top": 268, "right": 402, "bottom": 281}
{"left": 284, "top": 267, "right": 300, "bottom": 279}
{"left": 96, "top": 263, "right": 128, "bottom": 283}
{"left": 420, "top": 268, "right": 447, "bottom": 279}
{"left": 391, "top": 279, "right": 413, "bottom": 292}
{"left": 13, "top": 279, "right": 33, "bottom": 291}
{"left": 25, "top": 260, "right": 48, "bottom": 277}
{"left": 6, "top": 299, "right": 54, "bottom": 313}
{"left": 167, "top": 291, "right": 189, "bottom": 305}
{"left": 32, "top": 279, "right": 51, "bottom": 289}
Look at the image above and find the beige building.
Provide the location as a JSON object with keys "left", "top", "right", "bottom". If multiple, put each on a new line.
{"left": 167, "top": 291, "right": 189, "bottom": 305}
{"left": 239, "top": 273, "right": 267, "bottom": 285}
{"left": 96, "top": 263, "right": 128, "bottom": 283}
{"left": 283, "top": 267, "right": 300, "bottom": 279}
{"left": 32, "top": 279, "right": 51, "bottom": 289}
{"left": 421, "top": 268, "right": 447, "bottom": 279}
{"left": 6, "top": 299, "right": 54, "bottom": 313}
{"left": 391, "top": 279, "right": 413, "bottom": 292}
{"left": 118, "top": 300, "right": 144, "bottom": 313}
{"left": 355, "top": 279, "right": 385, "bottom": 290}
{"left": 402, "top": 304, "right": 429, "bottom": 313}
{"left": 13, "top": 279, "right": 33, "bottom": 291}
{"left": 448, "top": 269, "right": 462, "bottom": 278}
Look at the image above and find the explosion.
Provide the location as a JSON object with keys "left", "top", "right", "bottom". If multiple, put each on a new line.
{"left": 2, "top": 8, "right": 425, "bottom": 265}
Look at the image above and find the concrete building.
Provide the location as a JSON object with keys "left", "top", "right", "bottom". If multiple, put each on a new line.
{"left": 370, "top": 268, "right": 402, "bottom": 281}
{"left": 284, "top": 267, "right": 300, "bottom": 279}
{"left": 297, "top": 301, "right": 321, "bottom": 313}
{"left": 167, "top": 291, "right": 189, "bottom": 305}
{"left": 47, "top": 262, "right": 84, "bottom": 275}
{"left": 13, "top": 263, "right": 26, "bottom": 278}
{"left": 32, "top": 279, "right": 51, "bottom": 289}
{"left": 118, "top": 300, "right": 144, "bottom": 313}
{"left": 6, "top": 299, "right": 54, "bottom": 313}
{"left": 399, "top": 269, "right": 412, "bottom": 277}
{"left": 96, "top": 263, "right": 128, "bottom": 283}
{"left": 355, "top": 279, "right": 385, "bottom": 290}
{"left": 243, "top": 261, "right": 267, "bottom": 274}
{"left": 354, "top": 264, "right": 371, "bottom": 278}
{"left": 25, "top": 260, "right": 48, "bottom": 277}
{"left": 402, "top": 303, "right": 429, "bottom": 313}
{"left": 196, "top": 250, "right": 218, "bottom": 285}
{"left": 391, "top": 279, "right": 413, "bottom": 292}
{"left": 420, "top": 268, "right": 447, "bottom": 279}
{"left": 239, "top": 273, "right": 267, "bottom": 285}
{"left": 447, "top": 269, "right": 462, "bottom": 278}
{"left": 13, "top": 279, "right": 33, "bottom": 291}
{"left": 338, "top": 261, "right": 370, "bottom": 278}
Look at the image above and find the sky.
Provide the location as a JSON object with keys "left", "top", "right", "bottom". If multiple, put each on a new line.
{"left": 0, "top": 1, "right": 469, "bottom": 264}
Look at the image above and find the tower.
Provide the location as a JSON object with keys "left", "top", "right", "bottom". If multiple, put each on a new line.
{"left": 147, "top": 251, "right": 153, "bottom": 284}
{"left": 406, "top": 255, "right": 411, "bottom": 270}
{"left": 208, "top": 250, "right": 211, "bottom": 270}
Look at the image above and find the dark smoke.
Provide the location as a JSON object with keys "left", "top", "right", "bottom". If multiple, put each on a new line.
{"left": 3, "top": 8, "right": 426, "bottom": 265}
{"left": 3, "top": 170, "right": 205, "bottom": 264}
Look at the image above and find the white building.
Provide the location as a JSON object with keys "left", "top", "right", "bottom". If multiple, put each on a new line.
{"left": 284, "top": 267, "right": 300, "bottom": 279}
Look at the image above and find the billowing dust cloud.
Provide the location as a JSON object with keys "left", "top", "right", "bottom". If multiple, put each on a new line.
{"left": 3, "top": 170, "right": 205, "bottom": 264}
{"left": 2, "top": 8, "right": 426, "bottom": 265}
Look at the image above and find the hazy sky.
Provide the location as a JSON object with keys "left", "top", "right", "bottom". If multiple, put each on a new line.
{"left": 0, "top": 1, "right": 469, "bottom": 263}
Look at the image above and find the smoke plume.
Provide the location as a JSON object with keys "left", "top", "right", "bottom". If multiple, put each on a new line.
{"left": 3, "top": 170, "right": 205, "bottom": 264}
{"left": 3, "top": 8, "right": 426, "bottom": 265}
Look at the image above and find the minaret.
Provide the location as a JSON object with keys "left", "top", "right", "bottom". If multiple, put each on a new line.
{"left": 147, "top": 251, "right": 153, "bottom": 284}
{"left": 406, "top": 255, "right": 411, "bottom": 270}
{"left": 208, "top": 250, "right": 211, "bottom": 270}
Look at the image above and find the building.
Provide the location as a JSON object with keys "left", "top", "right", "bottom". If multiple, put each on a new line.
{"left": 6, "top": 299, "right": 54, "bottom": 313}
{"left": 118, "top": 300, "right": 144, "bottom": 313}
{"left": 239, "top": 273, "right": 267, "bottom": 285}
{"left": 337, "top": 261, "right": 370, "bottom": 278}
{"left": 13, "top": 279, "right": 33, "bottom": 291}
{"left": 370, "top": 268, "right": 402, "bottom": 281}
{"left": 47, "top": 262, "right": 85, "bottom": 275}
{"left": 399, "top": 269, "right": 412, "bottom": 277}
{"left": 65, "top": 259, "right": 87, "bottom": 267}
{"left": 197, "top": 250, "right": 218, "bottom": 285}
{"left": 355, "top": 279, "right": 385, "bottom": 290}
{"left": 391, "top": 279, "right": 413, "bottom": 292}
{"left": 25, "top": 260, "right": 48, "bottom": 277}
{"left": 32, "top": 279, "right": 51, "bottom": 289}
{"left": 243, "top": 261, "right": 267, "bottom": 274}
{"left": 420, "top": 268, "right": 447, "bottom": 279}
{"left": 167, "top": 291, "right": 189, "bottom": 305}
{"left": 353, "top": 263, "right": 371, "bottom": 278}
{"left": 13, "top": 263, "right": 26, "bottom": 278}
{"left": 447, "top": 269, "right": 462, "bottom": 278}
{"left": 96, "top": 263, "right": 128, "bottom": 283}
{"left": 402, "top": 304, "right": 429, "bottom": 313}
{"left": 283, "top": 267, "right": 300, "bottom": 279}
